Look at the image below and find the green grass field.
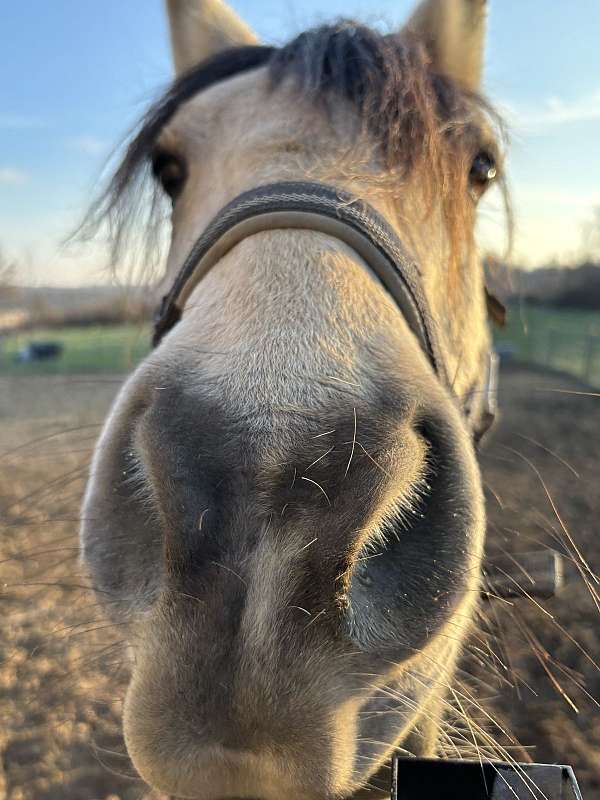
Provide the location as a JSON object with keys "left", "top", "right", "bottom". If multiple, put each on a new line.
{"left": 495, "top": 304, "right": 600, "bottom": 387}
{"left": 0, "top": 323, "right": 151, "bottom": 376}
{"left": 2, "top": 306, "right": 599, "bottom": 386}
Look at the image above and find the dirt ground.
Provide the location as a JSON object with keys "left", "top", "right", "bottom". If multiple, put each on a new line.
{"left": 0, "top": 365, "right": 598, "bottom": 799}
{"left": 477, "top": 365, "right": 600, "bottom": 793}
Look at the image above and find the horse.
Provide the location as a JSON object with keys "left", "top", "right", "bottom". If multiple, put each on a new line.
{"left": 80, "top": 1, "right": 508, "bottom": 797}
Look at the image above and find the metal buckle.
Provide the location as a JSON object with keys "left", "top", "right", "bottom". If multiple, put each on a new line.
{"left": 482, "top": 550, "right": 564, "bottom": 601}
{"left": 473, "top": 350, "right": 499, "bottom": 445}
{"left": 390, "top": 756, "right": 584, "bottom": 799}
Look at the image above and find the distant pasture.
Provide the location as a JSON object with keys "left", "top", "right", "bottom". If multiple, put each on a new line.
{"left": 1, "top": 306, "right": 599, "bottom": 387}
{"left": 0, "top": 324, "right": 150, "bottom": 376}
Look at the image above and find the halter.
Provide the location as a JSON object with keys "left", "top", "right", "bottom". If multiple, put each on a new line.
{"left": 152, "top": 181, "right": 498, "bottom": 442}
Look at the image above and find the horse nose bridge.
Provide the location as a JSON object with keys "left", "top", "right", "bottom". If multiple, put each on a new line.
{"left": 131, "top": 370, "right": 453, "bottom": 568}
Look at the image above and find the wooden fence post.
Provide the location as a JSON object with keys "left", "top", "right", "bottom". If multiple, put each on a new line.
{"left": 545, "top": 329, "right": 558, "bottom": 369}
{"left": 583, "top": 335, "right": 597, "bottom": 384}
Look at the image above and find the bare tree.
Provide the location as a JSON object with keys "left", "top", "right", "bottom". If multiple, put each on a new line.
{"left": 0, "top": 246, "right": 17, "bottom": 293}
{"left": 581, "top": 205, "right": 600, "bottom": 262}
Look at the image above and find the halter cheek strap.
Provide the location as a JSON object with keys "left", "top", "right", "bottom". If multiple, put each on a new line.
{"left": 152, "top": 181, "right": 496, "bottom": 441}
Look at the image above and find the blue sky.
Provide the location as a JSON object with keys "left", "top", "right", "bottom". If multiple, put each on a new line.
{"left": 2, "top": 1, "right": 600, "bottom": 286}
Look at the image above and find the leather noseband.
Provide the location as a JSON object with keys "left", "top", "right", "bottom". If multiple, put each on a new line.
{"left": 152, "top": 181, "right": 497, "bottom": 441}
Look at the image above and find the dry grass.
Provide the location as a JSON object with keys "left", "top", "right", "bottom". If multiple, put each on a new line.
{"left": 0, "top": 377, "right": 145, "bottom": 800}
{"left": 477, "top": 365, "right": 600, "bottom": 792}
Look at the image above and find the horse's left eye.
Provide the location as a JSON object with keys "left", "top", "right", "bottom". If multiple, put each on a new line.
{"left": 151, "top": 150, "right": 186, "bottom": 200}
{"left": 469, "top": 151, "right": 497, "bottom": 197}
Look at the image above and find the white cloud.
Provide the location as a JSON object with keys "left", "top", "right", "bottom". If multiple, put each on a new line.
{"left": 0, "top": 167, "right": 29, "bottom": 185}
{"left": 67, "top": 135, "right": 110, "bottom": 156}
{"left": 501, "top": 88, "right": 600, "bottom": 132}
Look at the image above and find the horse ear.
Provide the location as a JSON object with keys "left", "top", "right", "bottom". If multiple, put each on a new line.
{"left": 165, "top": 0, "right": 258, "bottom": 75}
{"left": 403, "top": 0, "right": 488, "bottom": 91}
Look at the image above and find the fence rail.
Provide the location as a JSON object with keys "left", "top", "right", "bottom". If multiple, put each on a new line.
{"left": 495, "top": 305, "right": 600, "bottom": 388}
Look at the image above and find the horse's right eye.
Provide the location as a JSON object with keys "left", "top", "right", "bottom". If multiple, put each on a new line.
{"left": 151, "top": 150, "right": 187, "bottom": 200}
{"left": 469, "top": 151, "right": 497, "bottom": 198}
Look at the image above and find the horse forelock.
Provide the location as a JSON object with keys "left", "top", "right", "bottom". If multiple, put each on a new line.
{"left": 81, "top": 20, "right": 509, "bottom": 282}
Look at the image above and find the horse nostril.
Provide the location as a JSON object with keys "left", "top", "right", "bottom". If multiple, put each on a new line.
{"left": 412, "top": 416, "right": 443, "bottom": 455}
{"left": 346, "top": 411, "right": 483, "bottom": 658}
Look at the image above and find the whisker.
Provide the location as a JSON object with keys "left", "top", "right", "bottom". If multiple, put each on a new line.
{"left": 299, "top": 475, "right": 331, "bottom": 505}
